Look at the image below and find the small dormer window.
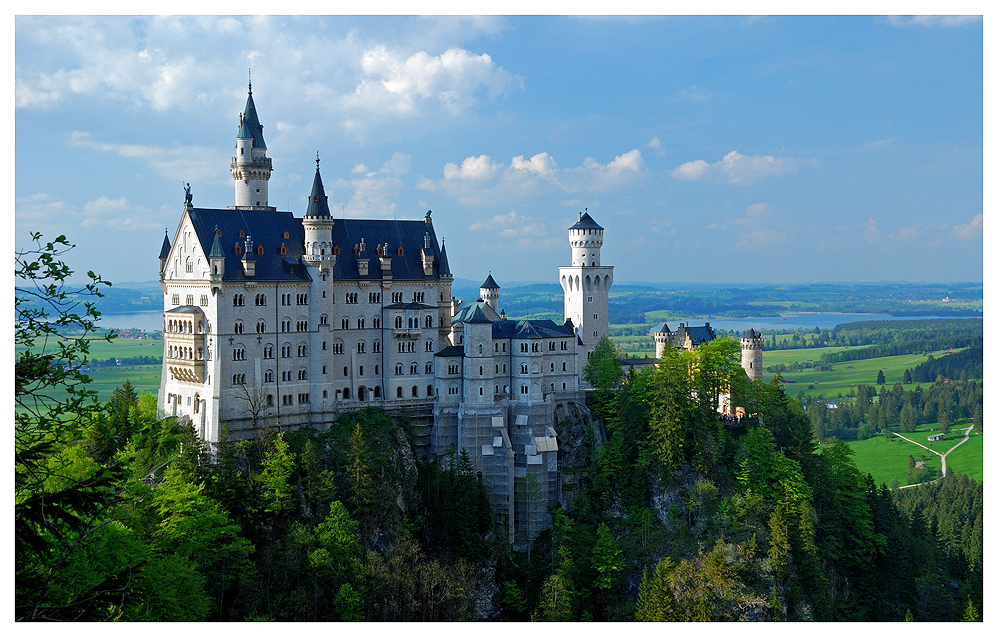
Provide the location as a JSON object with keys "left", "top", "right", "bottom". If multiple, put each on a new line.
{"left": 239, "top": 230, "right": 245, "bottom": 238}
{"left": 396, "top": 246, "right": 404, "bottom": 256}
{"left": 333, "top": 245, "right": 340, "bottom": 255}
{"left": 284, "top": 232, "right": 290, "bottom": 239}
{"left": 257, "top": 245, "right": 264, "bottom": 256}
{"left": 234, "top": 243, "right": 242, "bottom": 256}
{"left": 280, "top": 243, "right": 287, "bottom": 256}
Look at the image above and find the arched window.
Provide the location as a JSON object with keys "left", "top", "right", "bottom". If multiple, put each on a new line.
{"left": 374, "top": 386, "right": 381, "bottom": 398}
{"left": 410, "top": 363, "right": 418, "bottom": 374}
{"left": 425, "top": 362, "right": 432, "bottom": 374}
{"left": 424, "top": 315, "right": 433, "bottom": 328}
{"left": 395, "top": 364, "right": 403, "bottom": 375}
{"left": 357, "top": 317, "right": 365, "bottom": 329}
{"left": 412, "top": 385, "right": 418, "bottom": 397}
{"left": 395, "top": 316, "right": 403, "bottom": 329}
{"left": 256, "top": 320, "right": 266, "bottom": 333}
{"left": 396, "top": 387, "right": 403, "bottom": 398}
{"left": 425, "top": 340, "right": 433, "bottom": 352}
{"left": 427, "top": 385, "right": 433, "bottom": 397}
{"left": 343, "top": 387, "right": 350, "bottom": 399}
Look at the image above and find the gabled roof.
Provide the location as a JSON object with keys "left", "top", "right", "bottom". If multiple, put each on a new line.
{"left": 305, "top": 162, "right": 331, "bottom": 218}
{"left": 451, "top": 299, "right": 501, "bottom": 325}
{"left": 481, "top": 273, "right": 500, "bottom": 289}
{"left": 464, "top": 305, "right": 493, "bottom": 324}
{"left": 331, "top": 218, "right": 444, "bottom": 281}
{"left": 159, "top": 231, "right": 172, "bottom": 259}
{"left": 186, "top": 208, "right": 310, "bottom": 282}
{"left": 208, "top": 227, "right": 225, "bottom": 258}
{"left": 237, "top": 84, "right": 267, "bottom": 149}
{"left": 569, "top": 212, "right": 603, "bottom": 231}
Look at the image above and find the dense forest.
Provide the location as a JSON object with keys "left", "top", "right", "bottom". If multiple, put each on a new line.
{"left": 15, "top": 235, "right": 983, "bottom": 621}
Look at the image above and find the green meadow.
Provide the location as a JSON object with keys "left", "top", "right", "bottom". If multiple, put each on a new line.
{"left": 762, "top": 346, "right": 958, "bottom": 399}
{"left": 839, "top": 420, "right": 983, "bottom": 487}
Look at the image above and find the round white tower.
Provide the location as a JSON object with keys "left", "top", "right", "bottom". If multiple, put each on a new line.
{"left": 741, "top": 328, "right": 764, "bottom": 381}
{"left": 559, "top": 211, "right": 613, "bottom": 371}
{"left": 230, "top": 78, "right": 273, "bottom": 209}
{"left": 653, "top": 323, "right": 672, "bottom": 359}
{"left": 480, "top": 273, "right": 500, "bottom": 313}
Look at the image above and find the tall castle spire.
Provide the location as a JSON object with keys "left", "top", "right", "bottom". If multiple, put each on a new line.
{"left": 230, "top": 73, "right": 273, "bottom": 209}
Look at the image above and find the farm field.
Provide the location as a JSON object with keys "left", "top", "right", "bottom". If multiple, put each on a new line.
{"left": 762, "top": 347, "right": 958, "bottom": 399}
{"left": 840, "top": 420, "right": 983, "bottom": 487}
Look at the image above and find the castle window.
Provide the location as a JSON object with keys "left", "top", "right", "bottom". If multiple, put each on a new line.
{"left": 257, "top": 244, "right": 264, "bottom": 256}
{"left": 239, "top": 230, "right": 245, "bottom": 238}
{"left": 232, "top": 348, "right": 245, "bottom": 361}
{"left": 425, "top": 362, "right": 432, "bottom": 374}
{"left": 424, "top": 315, "right": 433, "bottom": 328}
{"left": 521, "top": 364, "right": 528, "bottom": 374}
{"left": 427, "top": 385, "right": 433, "bottom": 397}
{"left": 344, "top": 366, "right": 349, "bottom": 377}
{"left": 394, "top": 316, "right": 403, "bottom": 329}
{"left": 322, "top": 366, "right": 327, "bottom": 374}
{"left": 320, "top": 314, "right": 328, "bottom": 326}
{"left": 200, "top": 295, "right": 208, "bottom": 306}
{"left": 333, "top": 342, "right": 344, "bottom": 354}
{"left": 234, "top": 243, "right": 242, "bottom": 256}
{"left": 185, "top": 259, "right": 193, "bottom": 273}
{"left": 345, "top": 292, "right": 358, "bottom": 304}
{"left": 425, "top": 340, "right": 433, "bottom": 352}
{"left": 562, "top": 362, "right": 567, "bottom": 371}
{"left": 479, "top": 366, "right": 484, "bottom": 375}
{"left": 373, "top": 340, "right": 381, "bottom": 353}
{"left": 281, "top": 344, "right": 291, "bottom": 357}
{"left": 298, "top": 369, "right": 308, "bottom": 380}
{"left": 397, "top": 387, "right": 404, "bottom": 398}
{"left": 333, "top": 245, "right": 340, "bottom": 255}
{"left": 392, "top": 292, "right": 403, "bottom": 303}
{"left": 374, "top": 386, "right": 381, "bottom": 398}
{"left": 234, "top": 321, "right": 243, "bottom": 334}
{"left": 284, "top": 232, "right": 290, "bottom": 239}
{"left": 297, "top": 320, "right": 308, "bottom": 332}
{"left": 264, "top": 370, "right": 274, "bottom": 383}
{"left": 412, "top": 385, "right": 419, "bottom": 397}
{"left": 298, "top": 344, "right": 307, "bottom": 357}
{"left": 357, "top": 318, "right": 365, "bottom": 329}
{"left": 359, "top": 366, "right": 364, "bottom": 376}
{"left": 357, "top": 341, "right": 366, "bottom": 353}
{"left": 397, "top": 246, "right": 404, "bottom": 256}
{"left": 280, "top": 244, "right": 287, "bottom": 256}
{"left": 341, "top": 318, "right": 350, "bottom": 329}
{"left": 373, "top": 317, "right": 381, "bottom": 328}
{"left": 369, "top": 292, "right": 381, "bottom": 303}
{"left": 186, "top": 294, "right": 194, "bottom": 306}
{"left": 267, "top": 394, "right": 273, "bottom": 406}
{"left": 233, "top": 374, "right": 246, "bottom": 385}
{"left": 263, "top": 345, "right": 273, "bottom": 359}
{"left": 233, "top": 294, "right": 245, "bottom": 307}
{"left": 410, "top": 363, "right": 418, "bottom": 374}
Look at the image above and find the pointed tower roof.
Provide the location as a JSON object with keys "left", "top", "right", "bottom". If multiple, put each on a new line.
{"left": 209, "top": 226, "right": 225, "bottom": 258}
{"left": 438, "top": 239, "right": 451, "bottom": 276}
{"left": 569, "top": 211, "right": 603, "bottom": 231}
{"left": 305, "top": 154, "right": 331, "bottom": 217}
{"left": 159, "top": 229, "right": 172, "bottom": 259}
{"left": 236, "top": 78, "right": 267, "bottom": 149}
{"left": 481, "top": 273, "right": 500, "bottom": 289}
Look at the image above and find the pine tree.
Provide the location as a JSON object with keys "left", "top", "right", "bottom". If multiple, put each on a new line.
{"left": 346, "top": 422, "right": 376, "bottom": 521}
{"left": 877, "top": 370, "right": 886, "bottom": 385}
{"left": 259, "top": 432, "right": 295, "bottom": 515}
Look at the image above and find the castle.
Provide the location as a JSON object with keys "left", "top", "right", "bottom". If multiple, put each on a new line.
{"left": 157, "top": 83, "right": 760, "bottom": 542}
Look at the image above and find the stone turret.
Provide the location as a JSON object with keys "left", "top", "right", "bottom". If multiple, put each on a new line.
{"left": 741, "top": 328, "right": 764, "bottom": 380}
{"left": 654, "top": 323, "right": 672, "bottom": 359}
{"left": 158, "top": 229, "right": 171, "bottom": 280}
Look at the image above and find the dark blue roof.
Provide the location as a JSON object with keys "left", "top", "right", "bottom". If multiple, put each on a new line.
{"left": 491, "top": 319, "right": 575, "bottom": 340}
{"left": 331, "top": 218, "right": 443, "bottom": 281}
{"left": 438, "top": 240, "right": 451, "bottom": 276}
{"left": 569, "top": 212, "right": 603, "bottom": 231}
{"left": 481, "top": 273, "right": 499, "bottom": 289}
{"left": 305, "top": 164, "right": 331, "bottom": 218}
{"left": 187, "top": 208, "right": 310, "bottom": 282}
{"left": 434, "top": 345, "right": 465, "bottom": 358}
{"left": 237, "top": 87, "right": 267, "bottom": 149}
{"left": 159, "top": 231, "right": 172, "bottom": 259}
{"left": 384, "top": 302, "right": 437, "bottom": 311}
{"left": 662, "top": 323, "right": 716, "bottom": 348}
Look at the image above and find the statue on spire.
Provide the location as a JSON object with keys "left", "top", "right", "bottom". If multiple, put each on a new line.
{"left": 184, "top": 182, "right": 193, "bottom": 207}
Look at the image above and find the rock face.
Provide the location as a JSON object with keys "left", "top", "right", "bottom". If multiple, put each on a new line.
{"left": 553, "top": 398, "right": 603, "bottom": 509}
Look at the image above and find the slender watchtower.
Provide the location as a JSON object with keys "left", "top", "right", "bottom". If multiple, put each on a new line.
{"left": 559, "top": 211, "right": 613, "bottom": 371}
{"left": 480, "top": 273, "right": 500, "bottom": 313}
{"left": 741, "top": 328, "right": 764, "bottom": 380}
{"left": 301, "top": 154, "right": 334, "bottom": 267}
{"left": 230, "top": 76, "right": 273, "bottom": 209}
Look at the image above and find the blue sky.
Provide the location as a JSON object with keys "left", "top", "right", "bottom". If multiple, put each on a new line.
{"left": 14, "top": 14, "right": 984, "bottom": 287}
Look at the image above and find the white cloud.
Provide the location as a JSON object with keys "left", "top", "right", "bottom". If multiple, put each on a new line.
{"left": 670, "top": 150, "right": 800, "bottom": 184}
{"left": 737, "top": 227, "right": 787, "bottom": 248}
{"left": 510, "top": 152, "right": 557, "bottom": 176}
{"left": 952, "top": 214, "right": 982, "bottom": 239}
{"left": 444, "top": 155, "right": 499, "bottom": 181}
{"left": 745, "top": 202, "right": 770, "bottom": 216}
{"left": 343, "top": 45, "right": 522, "bottom": 117}
{"left": 425, "top": 148, "right": 646, "bottom": 204}
{"left": 864, "top": 222, "right": 881, "bottom": 243}
{"left": 646, "top": 136, "right": 665, "bottom": 156}
{"left": 887, "top": 16, "right": 982, "bottom": 28}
